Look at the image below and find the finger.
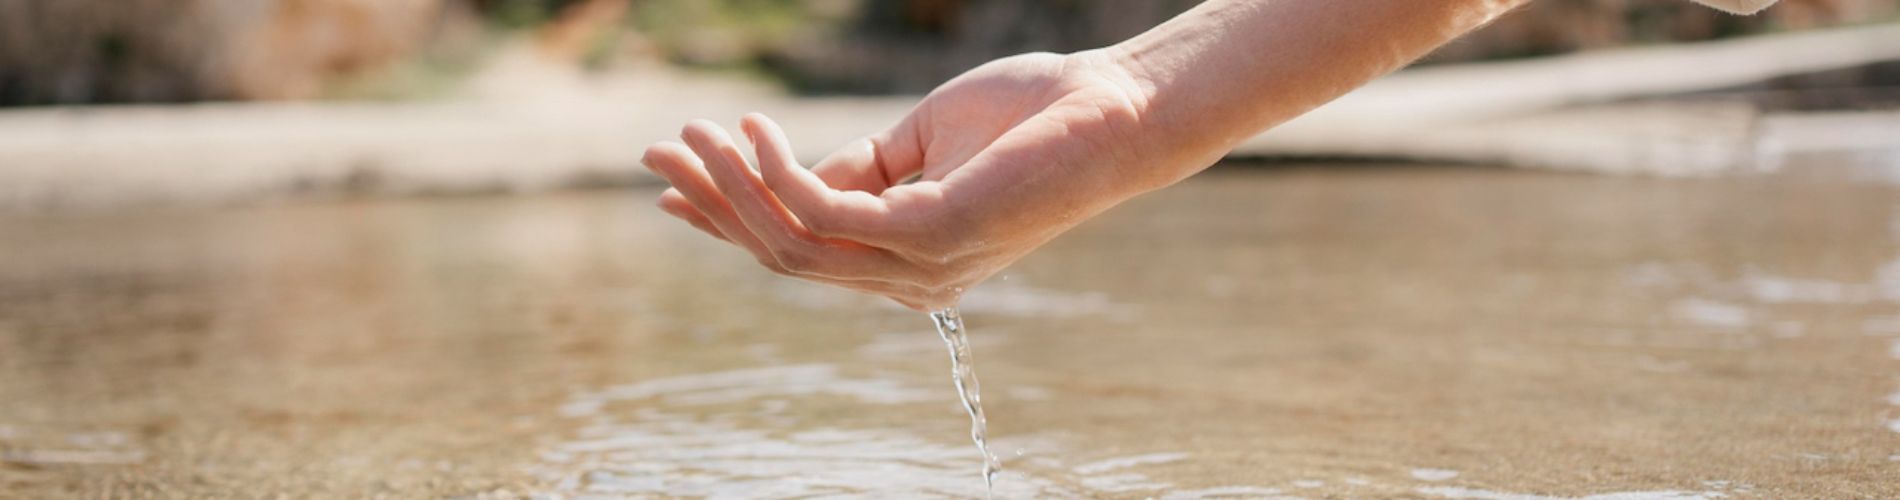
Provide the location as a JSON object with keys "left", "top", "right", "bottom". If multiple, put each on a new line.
{"left": 742, "top": 113, "right": 938, "bottom": 252}
{"left": 804, "top": 138, "right": 891, "bottom": 193}
{"left": 650, "top": 136, "right": 947, "bottom": 290}
{"left": 805, "top": 110, "right": 926, "bottom": 194}
{"left": 685, "top": 119, "right": 880, "bottom": 280}
{"left": 681, "top": 119, "right": 815, "bottom": 248}
{"left": 696, "top": 117, "right": 959, "bottom": 287}
{"left": 642, "top": 141, "right": 778, "bottom": 266}
{"left": 655, "top": 188, "right": 729, "bottom": 242}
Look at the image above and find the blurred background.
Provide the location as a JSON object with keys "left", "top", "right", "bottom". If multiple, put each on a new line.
{"left": 1, "top": 0, "right": 1895, "bottom": 102}
{"left": 0, "top": 0, "right": 1896, "bottom": 208}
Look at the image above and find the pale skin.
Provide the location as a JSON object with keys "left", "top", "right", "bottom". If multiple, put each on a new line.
{"left": 643, "top": 0, "right": 1531, "bottom": 310}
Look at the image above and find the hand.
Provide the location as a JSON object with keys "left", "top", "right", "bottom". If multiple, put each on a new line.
{"left": 643, "top": 0, "right": 1536, "bottom": 311}
{"left": 642, "top": 50, "right": 1163, "bottom": 311}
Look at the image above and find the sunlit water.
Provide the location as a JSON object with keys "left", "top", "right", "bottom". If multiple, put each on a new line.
{"left": 4, "top": 161, "right": 1900, "bottom": 497}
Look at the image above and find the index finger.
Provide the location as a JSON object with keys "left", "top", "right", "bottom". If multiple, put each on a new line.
{"left": 743, "top": 113, "right": 942, "bottom": 254}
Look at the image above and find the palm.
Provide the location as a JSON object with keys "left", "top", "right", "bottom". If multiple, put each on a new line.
{"left": 644, "top": 50, "right": 1151, "bottom": 309}
{"left": 905, "top": 53, "right": 1072, "bottom": 183}
{"left": 825, "top": 52, "right": 1143, "bottom": 197}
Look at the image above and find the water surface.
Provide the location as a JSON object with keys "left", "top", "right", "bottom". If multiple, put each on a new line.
{"left": 3, "top": 164, "right": 1898, "bottom": 497}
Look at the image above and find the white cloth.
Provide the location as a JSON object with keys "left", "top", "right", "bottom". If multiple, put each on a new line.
{"left": 1689, "top": 0, "right": 1779, "bottom": 15}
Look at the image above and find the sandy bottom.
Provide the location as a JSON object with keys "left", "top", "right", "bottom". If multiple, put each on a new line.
{"left": 3, "top": 164, "right": 1898, "bottom": 497}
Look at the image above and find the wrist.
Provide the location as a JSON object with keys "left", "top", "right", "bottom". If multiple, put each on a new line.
{"left": 1077, "top": 43, "right": 1242, "bottom": 192}
{"left": 1064, "top": 48, "right": 1156, "bottom": 122}
{"left": 1059, "top": 48, "right": 1198, "bottom": 195}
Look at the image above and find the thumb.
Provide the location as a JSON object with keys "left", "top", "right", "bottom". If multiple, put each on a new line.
{"left": 804, "top": 108, "right": 927, "bottom": 195}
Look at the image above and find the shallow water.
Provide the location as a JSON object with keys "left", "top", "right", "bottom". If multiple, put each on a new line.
{"left": 3, "top": 164, "right": 1899, "bottom": 497}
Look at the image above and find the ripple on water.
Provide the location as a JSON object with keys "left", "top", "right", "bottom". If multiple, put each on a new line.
{"left": 1669, "top": 298, "right": 1750, "bottom": 330}
{"left": 533, "top": 364, "right": 1745, "bottom": 497}
{"left": 1417, "top": 486, "right": 1722, "bottom": 500}
{"left": 1866, "top": 316, "right": 1900, "bottom": 336}
{"left": 530, "top": 364, "right": 1277, "bottom": 498}
{"left": 1070, "top": 452, "right": 1191, "bottom": 475}
{"left": 1411, "top": 468, "right": 1461, "bottom": 481}
{"left": 769, "top": 278, "right": 1131, "bottom": 319}
{"left": 0, "top": 426, "right": 146, "bottom": 467}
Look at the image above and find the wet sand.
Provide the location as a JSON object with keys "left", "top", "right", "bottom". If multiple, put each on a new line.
{"left": 3, "top": 164, "right": 1899, "bottom": 497}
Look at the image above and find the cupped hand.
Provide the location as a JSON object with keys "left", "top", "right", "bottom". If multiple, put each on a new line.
{"left": 643, "top": 50, "right": 1167, "bottom": 311}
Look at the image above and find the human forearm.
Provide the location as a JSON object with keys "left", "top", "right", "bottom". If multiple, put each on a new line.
{"left": 643, "top": 0, "right": 1536, "bottom": 309}
{"left": 1104, "top": 0, "right": 1530, "bottom": 186}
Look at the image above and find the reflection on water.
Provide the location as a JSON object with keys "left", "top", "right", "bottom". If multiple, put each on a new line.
{"left": 4, "top": 165, "right": 1900, "bottom": 497}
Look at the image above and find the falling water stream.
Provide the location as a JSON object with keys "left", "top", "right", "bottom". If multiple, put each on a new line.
{"left": 930, "top": 307, "right": 1001, "bottom": 495}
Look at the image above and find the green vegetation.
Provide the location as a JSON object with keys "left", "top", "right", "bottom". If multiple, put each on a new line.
{"left": 479, "top": 0, "right": 594, "bottom": 29}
